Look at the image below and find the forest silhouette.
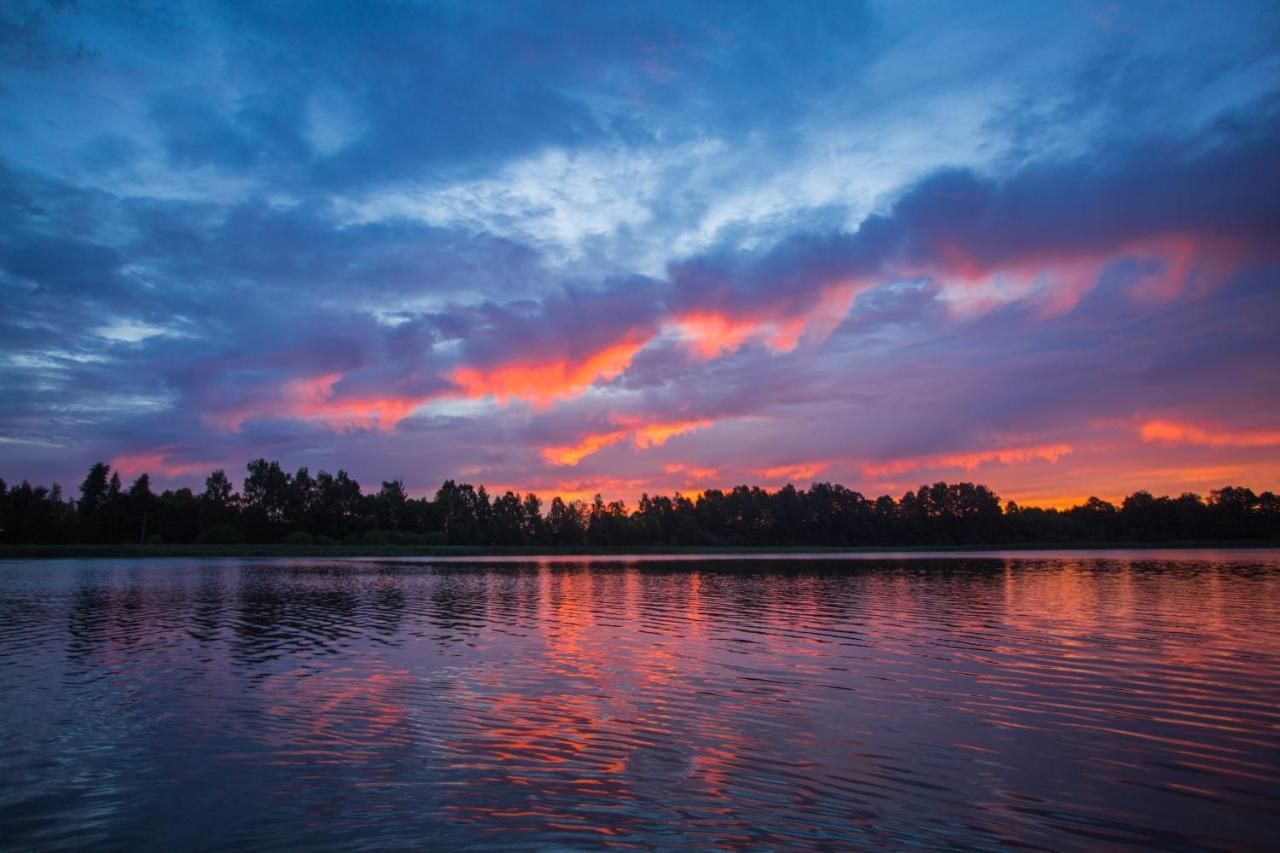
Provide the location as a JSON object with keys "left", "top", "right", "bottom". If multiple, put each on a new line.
{"left": 1, "top": 459, "right": 1278, "bottom": 547}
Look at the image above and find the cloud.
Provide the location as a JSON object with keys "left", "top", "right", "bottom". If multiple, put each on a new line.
{"left": 663, "top": 463, "right": 719, "bottom": 482}
{"left": 1139, "top": 419, "right": 1280, "bottom": 449}
{"left": 754, "top": 462, "right": 830, "bottom": 482}
{"left": 111, "top": 452, "right": 214, "bottom": 480}
{"left": 861, "top": 444, "right": 1074, "bottom": 479}
{"left": 668, "top": 281, "right": 862, "bottom": 358}
{"left": 542, "top": 417, "right": 712, "bottom": 466}
{"left": 451, "top": 334, "right": 651, "bottom": 407}
{"left": 207, "top": 373, "right": 444, "bottom": 433}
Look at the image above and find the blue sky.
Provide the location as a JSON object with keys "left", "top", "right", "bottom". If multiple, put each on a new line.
{"left": 2, "top": 0, "right": 1279, "bottom": 505}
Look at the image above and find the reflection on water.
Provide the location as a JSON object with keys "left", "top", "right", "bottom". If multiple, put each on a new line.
{"left": 2, "top": 553, "right": 1279, "bottom": 849}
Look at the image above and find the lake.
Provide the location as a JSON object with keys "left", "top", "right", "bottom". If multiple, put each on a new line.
{"left": 1, "top": 551, "right": 1278, "bottom": 849}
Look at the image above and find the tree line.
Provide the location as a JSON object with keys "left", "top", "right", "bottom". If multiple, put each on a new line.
{"left": 1, "top": 459, "right": 1278, "bottom": 547}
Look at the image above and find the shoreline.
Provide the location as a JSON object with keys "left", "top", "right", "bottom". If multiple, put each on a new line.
{"left": 3, "top": 540, "right": 1280, "bottom": 561}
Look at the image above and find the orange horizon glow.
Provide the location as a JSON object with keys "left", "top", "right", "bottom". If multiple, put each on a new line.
{"left": 115, "top": 453, "right": 1277, "bottom": 513}
{"left": 352, "top": 436, "right": 1280, "bottom": 513}
{"left": 480, "top": 476, "right": 658, "bottom": 505}
{"left": 424, "top": 481, "right": 1154, "bottom": 512}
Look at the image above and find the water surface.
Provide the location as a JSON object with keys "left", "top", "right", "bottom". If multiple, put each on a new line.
{"left": 2, "top": 552, "right": 1278, "bottom": 849}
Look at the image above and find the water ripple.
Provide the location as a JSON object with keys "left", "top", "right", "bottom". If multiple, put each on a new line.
{"left": 0, "top": 552, "right": 1278, "bottom": 849}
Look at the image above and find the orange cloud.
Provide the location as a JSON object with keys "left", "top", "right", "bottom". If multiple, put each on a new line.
{"left": 203, "top": 282, "right": 868, "bottom": 437}
{"left": 1139, "top": 419, "right": 1280, "bottom": 448}
{"left": 663, "top": 463, "right": 720, "bottom": 481}
{"left": 670, "top": 282, "right": 860, "bottom": 358}
{"left": 294, "top": 374, "right": 429, "bottom": 431}
{"left": 543, "top": 431, "right": 630, "bottom": 466}
{"left": 754, "top": 462, "right": 829, "bottom": 482}
{"left": 542, "top": 417, "right": 712, "bottom": 466}
{"left": 629, "top": 417, "right": 712, "bottom": 448}
{"left": 862, "top": 443, "right": 1073, "bottom": 478}
{"left": 210, "top": 372, "right": 434, "bottom": 432}
{"left": 670, "top": 311, "right": 759, "bottom": 358}
{"left": 449, "top": 334, "right": 651, "bottom": 406}
{"left": 210, "top": 334, "right": 652, "bottom": 433}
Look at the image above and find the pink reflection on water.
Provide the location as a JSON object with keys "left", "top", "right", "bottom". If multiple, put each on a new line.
{"left": 176, "top": 556, "right": 1280, "bottom": 847}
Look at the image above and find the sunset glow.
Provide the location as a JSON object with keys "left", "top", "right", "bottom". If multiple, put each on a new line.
{"left": 0, "top": 0, "right": 1276, "bottom": 509}
{"left": 6, "top": 7, "right": 1280, "bottom": 853}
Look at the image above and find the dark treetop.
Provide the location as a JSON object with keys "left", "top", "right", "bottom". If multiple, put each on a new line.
{"left": 2, "top": 459, "right": 1278, "bottom": 549}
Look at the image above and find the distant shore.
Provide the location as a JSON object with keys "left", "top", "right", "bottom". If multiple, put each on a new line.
{"left": 3, "top": 541, "right": 1279, "bottom": 561}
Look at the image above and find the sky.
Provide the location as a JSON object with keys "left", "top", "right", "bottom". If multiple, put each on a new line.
{"left": 2, "top": 0, "right": 1279, "bottom": 507}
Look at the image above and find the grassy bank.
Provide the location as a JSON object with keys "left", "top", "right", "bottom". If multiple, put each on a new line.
{"left": 2, "top": 541, "right": 1279, "bottom": 560}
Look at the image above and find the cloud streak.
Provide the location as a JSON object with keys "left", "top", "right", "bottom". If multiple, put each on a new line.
{"left": 543, "top": 417, "right": 713, "bottom": 466}
{"left": 1140, "top": 420, "right": 1280, "bottom": 449}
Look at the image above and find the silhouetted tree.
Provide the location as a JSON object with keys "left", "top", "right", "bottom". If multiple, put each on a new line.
{"left": 199, "top": 469, "right": 238, "bottom": 532}
{"left": 128, "top": 474, "right": 155, "bottom": 544}
{"left": 522, "top": 493, "right": 545, "bottom": 544}
{"left": 546, "top": 496, "right": 585, "bottom": 546}
{"left": 376, "top": 479, "right": 408, "bottom": 531}
{"left": 242, "top": 459, "right": 292, "bottom": 542}
{"left": 78, "top": 462, "right": 112, "bottom": 542}
{"left": 6, "top": 460, "right": 1280, "bottom": 548}
{"left": 490, "top": 491, "right": 527, "bottom": 545}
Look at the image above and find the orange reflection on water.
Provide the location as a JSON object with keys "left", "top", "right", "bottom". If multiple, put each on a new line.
{"left": 436, "top": 564, "right": 783, "bottom": 844}
{"left": 180, "top": 557, "right": 1280, "bottom": 847}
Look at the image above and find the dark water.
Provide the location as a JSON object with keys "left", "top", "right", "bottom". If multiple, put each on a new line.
{"left": 2, "top": 553, "right": 1279, "bottom": 850}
